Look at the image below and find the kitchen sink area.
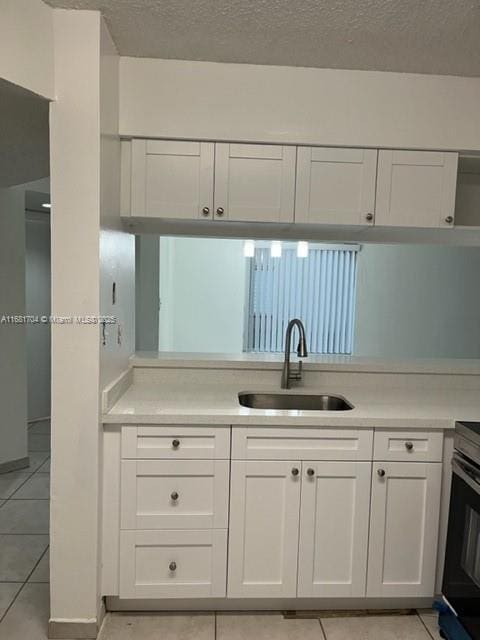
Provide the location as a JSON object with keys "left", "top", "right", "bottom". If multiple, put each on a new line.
{"left": 238, "top": 392, "right": 354, "bottom": 411}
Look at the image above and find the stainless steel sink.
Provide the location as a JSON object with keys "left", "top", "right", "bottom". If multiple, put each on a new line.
{"left": 238, "top": 392, "right": 354, "bottom": 411}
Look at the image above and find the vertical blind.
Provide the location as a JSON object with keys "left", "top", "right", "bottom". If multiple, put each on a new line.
{"left": 246, "top": 244, "right": 359, "bottom": 354}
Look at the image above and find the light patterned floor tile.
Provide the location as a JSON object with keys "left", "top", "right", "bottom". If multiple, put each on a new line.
{"left": 0, "top": 472, "right": 31, "bottom": 499}
{"left": 11, "top": 474, "right": 50, "bottom": 500}
{"left": 0, "top": 583, "right": 49, "bottom": 639}
{"left": 321, "top": 615, "right": 432, "bottom": 640}
{"left": 36, "top": 459, "right": 50, "bottom": 474}
{"left": 25, "top": 453, "right": 50, "bottom": 473}
{"left": 217, "top": 613, "right": 325, "bottom": 640}
{"left": 0, "top": 535, "right": 48, "bottom": 581}
{"left": 417, "top": 610, "right": 442, "bottom": 639}
{"left": 98, "top": 613, "right": 215, "bottom": 640}
{"left": 0, "top": 582, "right": 22, "bottom": 619}
{"left": 28, "top": 549, "right": 49, "bottom": 584}
{"left": 0, "top": 500, "right": 49, "bottom": 534}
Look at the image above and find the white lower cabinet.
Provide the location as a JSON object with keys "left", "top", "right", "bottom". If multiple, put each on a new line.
{"left": 119, "top": 529, "right": 227, "bottom": 598}
{"left": 367, "top": 461, "right": 442, "bottom": 597}
{"left": 297, "top": 461, "right": 372, "bottom": 597}
{"left": 228, "top": 459, "right": 372, "bottom": 598}
{"left": 228, "top": 460, "right": 301, "bottom": 597}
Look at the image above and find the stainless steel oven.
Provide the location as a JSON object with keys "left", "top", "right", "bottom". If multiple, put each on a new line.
{"left": 442, "top": 422, "right": 480, "bottom": 640}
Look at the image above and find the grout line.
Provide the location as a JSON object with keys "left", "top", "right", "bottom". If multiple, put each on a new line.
{"left": 417, "top": 612, "right": 437, "bottom": 640}
{"left": 318, "top": 618, "right": 328, "bottom": 640}
{"left": 0, "top": 582, "right": 24, "bottom": 625}
{"left": 214, "top": 611, "right": 217, "bottom": 640}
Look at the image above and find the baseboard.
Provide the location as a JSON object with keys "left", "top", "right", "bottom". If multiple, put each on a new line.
{"left": 0, "top": 456, "right": 30, "bottom": 475}
{"left": 48, "top": 618, "right": 98, "bottom": 639}
{"left": 28, "top": 415, "right": 51, "bottom": 424}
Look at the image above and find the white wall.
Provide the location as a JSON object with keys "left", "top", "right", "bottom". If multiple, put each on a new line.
{"left": 159, "top": 237, "right": 246, "bottom": 352}
{"left": 120, "top": 58, "right": 480, "bottom": 151}
{"left": 0, "top": 0, "right": 54, "bottom": 100}
{"left": 26, "top": 211, "right": 51, "bottom": 422}
{"left": 50, "top": 10, "right": 135, "bottom": 633}
{"left": 355, "top": 245, "right": 480, "bottom": 358}
{"left": 50, "top": 9, "right": 102, "bottom": 631}
{"left": 0, "top": 186, "right": 28, "bottom": 468}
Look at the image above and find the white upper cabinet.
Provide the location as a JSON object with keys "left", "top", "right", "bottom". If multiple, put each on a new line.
{"left": 367, "top": 462, "right": 442, "bottom": 598}
{"left": 227, "top": 460, "right": 301, "bottom": 598}
{"left": 130, "top": 139, "right": 214, "bottom": 219}
{"left": 214, "top": 143, "right": 296, "bottom": 223}
{"left": 375, "top": 150, "right": 458, "bottom": 228}
{"left": 295, "top": 147, "right": 378, "bottom": 226}
{"left": 297, "top": 461, "right": 371, "bottom": 598}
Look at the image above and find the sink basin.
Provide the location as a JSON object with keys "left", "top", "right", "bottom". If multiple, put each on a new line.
{"left": 238, "top": 392, "right": 354, "bottom": 411}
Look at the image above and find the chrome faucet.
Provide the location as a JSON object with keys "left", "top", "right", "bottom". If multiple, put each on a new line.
{"left": 281, "top": 319, "right": 308, "bottom": 389}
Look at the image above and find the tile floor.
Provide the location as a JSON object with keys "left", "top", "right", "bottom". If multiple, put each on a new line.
{"left": 0, "top": 419, "right": 443, "bottom": 640}
{"left": 97, "top": 611, "right": 442, "bottom": 640}
{"left": 0, "top": 419, "right": 50, "bottom": 638}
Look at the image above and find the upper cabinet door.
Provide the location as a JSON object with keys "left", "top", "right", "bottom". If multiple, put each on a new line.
{"left": 367, "top": 462, "right": 442, "bottom": 598}
{"left": 375, "top": 150, "right": 458, "bottom": 228}
{"left": 213, "top": 143, "right": 296, "bottom": 223}
{"left": 131, "top": 139, "right": 214, "bottom": 219}
{"left": 295, "top": 147, "right": 377, "bottom": 226}
{"left": 297, "top": 461, "right": 371, "bottom": 598}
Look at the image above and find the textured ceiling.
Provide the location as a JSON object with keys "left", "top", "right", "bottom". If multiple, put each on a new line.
{"left": 44, "top": 0, "right": 480, "bottom": 76}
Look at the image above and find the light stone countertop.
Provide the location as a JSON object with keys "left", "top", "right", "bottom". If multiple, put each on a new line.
{"left": 104, "top": 381, "right": 480, "bottom": 429}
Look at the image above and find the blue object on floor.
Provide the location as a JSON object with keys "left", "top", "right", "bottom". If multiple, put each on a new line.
{"left": 434, "top": 600, "right": 473, "bottom": 640}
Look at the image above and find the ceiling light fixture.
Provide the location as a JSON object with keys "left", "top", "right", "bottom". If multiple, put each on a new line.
{"left": 42, "top": 203, "right": 51, "bottom": 209}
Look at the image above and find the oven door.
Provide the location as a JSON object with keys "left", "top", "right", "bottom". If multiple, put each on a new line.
{"left": 443, "top": 454, "right": 480, "bottom": 640}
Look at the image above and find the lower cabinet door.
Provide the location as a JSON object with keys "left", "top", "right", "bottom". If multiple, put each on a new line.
{"left": 119, "top": 529, "right": 227, "bottom": 598}
{"left": 228, "top": 460, "right": 301, "bottom": 597}
{"left": 367, "top": 462, "right": 442, "bottom": 597}
{"left": 297, "top": 461, "right": 371, "bottom": 597}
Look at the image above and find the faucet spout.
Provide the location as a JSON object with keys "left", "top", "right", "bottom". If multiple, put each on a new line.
{"left": 281, "top": 319, "right": 308, "bottom": 389}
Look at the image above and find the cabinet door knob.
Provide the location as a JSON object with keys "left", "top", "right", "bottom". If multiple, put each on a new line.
{"left": 202, "top": 206, "right": 210, "bottom": 217}
{"left": 170, "top": 491, "right": 179, "bottom": 501}
{"left": 445, "top": 215, "right": 454, "bottom": 224}
{"left": 405, "top": 441, "right": 414, "bottom": 451}
{"left": 169, "top": 561, "right": 177, "bottom": 572}
{"left": 366, "top": 213, "right": 374, "bottom": 222}
{"left": 216, "top": 207, "right": 225, "bottom": 217}
{"left": 377, "top": 468, "right": 386, "bottom": 478}
{"left": 172, "top": 439, "right": 180, "bottom": 449}
{"left": 306, "top": 468, "right": 315, "bottom": 476}
{"left": 291, "top": 467, "right": 299, "bottom": 476}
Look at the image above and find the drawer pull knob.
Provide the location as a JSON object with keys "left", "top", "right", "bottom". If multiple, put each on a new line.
{"left": 291, "top": 467, "right": 299, "bottom": 476}
{"left": 377, "top": 468, "right": 386, "bottom": 478}
{"left": 405, "top": 441, "right": 414, "bottom": 451}
{"left": 170, "top": 491, "right": 179, "bottom": 501}
{"left": 172, "top": 439, "right": 180, "bottom": 449}
{"left": 202, "top": 206, "right": 210, "bottom": 216}
{"left": 169, "top": 561, "right": 177, "bottom": 572}
{"left": 306, "top": 468, "right": 315, "bottom": 477}
{"left": 216, "top": 207, "right": 225, "bottom": 217}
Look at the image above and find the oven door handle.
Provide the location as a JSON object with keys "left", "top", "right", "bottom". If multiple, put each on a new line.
{"left": 453, "top": 456, "right": 480, "bottom": 495}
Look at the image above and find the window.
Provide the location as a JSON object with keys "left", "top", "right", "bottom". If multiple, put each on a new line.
{"left": 246, "top": 243, "right": 359, "bottom": 354}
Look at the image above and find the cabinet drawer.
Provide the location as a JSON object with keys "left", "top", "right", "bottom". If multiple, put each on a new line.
{"left": 120, "top": 459, "right": 229, "bottom": 530}
{"left": 119, "top": 529, "right": 227, "bottom": 598}
{"left": 232, "top": 427, "right": 373, "bottom": 461}
{"left": 373, "top": 430, "right": 443, "bottom": 462}
{"left": 121, "top": 426, "right": 230, "bottom": 459}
